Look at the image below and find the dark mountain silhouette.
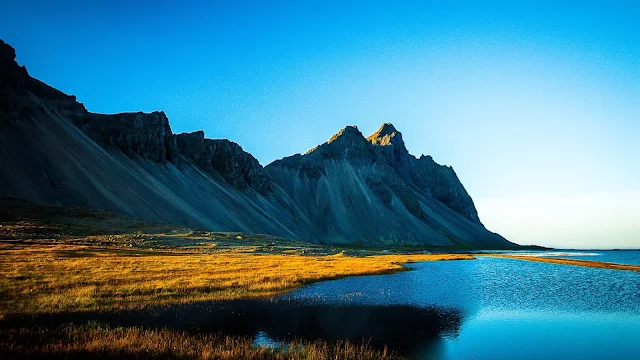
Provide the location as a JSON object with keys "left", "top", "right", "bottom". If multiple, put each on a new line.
{"left": 0, "top": 40, "right": 514, "bottom": 248}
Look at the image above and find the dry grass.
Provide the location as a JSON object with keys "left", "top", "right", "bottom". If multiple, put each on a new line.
{"left": 0, "top": 199, "right": 470, "bottom": 358}
{"left": 486, "top": 254, "right": 640, "bottom": 272}
{"left": 0, "top": 324, "right": 401, "bottom": 360}
{"left": 0, "top": 242, "right": 472, "bottom": 316}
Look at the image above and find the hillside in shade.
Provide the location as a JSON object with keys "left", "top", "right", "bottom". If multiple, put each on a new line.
{"left": 0, "top": 39, "right": 514, "bottom": 248}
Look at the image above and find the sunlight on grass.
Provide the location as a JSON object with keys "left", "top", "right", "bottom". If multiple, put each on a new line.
{"left": 0, "top": 243, "right": 472, "bottom": 316}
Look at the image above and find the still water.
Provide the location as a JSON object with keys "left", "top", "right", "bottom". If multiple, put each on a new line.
{"left": 556, "top": 250, "right": 640, "bottom": 266}
{"left": 13, "top": 254, "right": 640, "bottom": 359}
{"left": 499, "top": 250, "right": 640, "bottom": 266}
{"left": 274, "top": 255, "right": 640, "bottom": 359}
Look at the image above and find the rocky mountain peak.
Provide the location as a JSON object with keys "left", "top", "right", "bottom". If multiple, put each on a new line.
{"left": 367, "top": 123, "right": 410, "bottom": 166}
{"left": 0, "top": 39, "right": 29, "bottom": 93}
{"left": 304, "top": 125, "right": 374, "bottom": 163}
{"left": 367, "top": 122, "right": 406, "bottom": 149}
{"left": 328, "top": 125, "right": 363, "bottom": 144}
{"left": 1, "top": 39, "right": 17, "bottom": 66}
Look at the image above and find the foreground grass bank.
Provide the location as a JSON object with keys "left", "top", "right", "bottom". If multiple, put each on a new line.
{"left": 1, "top": 325, "right": 401, "bottom": 360}
{"left": 486, "top": 254, "right": 640, "bottom": 272}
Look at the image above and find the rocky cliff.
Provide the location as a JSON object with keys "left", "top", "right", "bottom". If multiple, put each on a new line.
{"left": 0, "top": 39, "right": 514, "bottom": 248}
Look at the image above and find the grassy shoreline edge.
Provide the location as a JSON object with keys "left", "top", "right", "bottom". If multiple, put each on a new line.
{"left": 484, "top": 254, "right": 640, "bottom": 272}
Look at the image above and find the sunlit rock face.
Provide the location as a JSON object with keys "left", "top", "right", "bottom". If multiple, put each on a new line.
{"left": 0, "top": 39, "right": 513, "bottom": 248}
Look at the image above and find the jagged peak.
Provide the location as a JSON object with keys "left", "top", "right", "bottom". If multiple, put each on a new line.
{"left": 367, "top": 123, "right": 401, "bottom": 143}
{"left": 1, "top": 39, "right": 29, "bottom": 91}
{"left": 0, "top": 39, "right": 17, "bottom": 64}
{"left": 375, "top": 122, "right": 398, "bottom": 136}
{"left": 367, "top": 122, "right": 407, "bottom": 151}
{"left": 327, "top": 125, "right": 364, "bottom": 144}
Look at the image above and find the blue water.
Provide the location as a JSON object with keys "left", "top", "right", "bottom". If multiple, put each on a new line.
{"left": 274, "top": 255, "right": 640, "bottom": 360}
{"left": 555, "top": 250, "right": 640, "bottom": 266}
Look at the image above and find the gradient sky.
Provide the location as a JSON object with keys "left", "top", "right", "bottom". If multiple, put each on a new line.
{"left": 2, "top": 1, "right": 638, "bottom": 249}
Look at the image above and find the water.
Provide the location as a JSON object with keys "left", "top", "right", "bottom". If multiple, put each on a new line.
{"left": 556, "top": 250, "right": 640, "bottom": 266}
{"left": 9, "top": 253, "right": 639, "bottom": 359}
{"left": 274, "top": 255, "right": 640, "bottom": 359}
{"left": 493, "top": 250, "right": 640, "bottom": 266}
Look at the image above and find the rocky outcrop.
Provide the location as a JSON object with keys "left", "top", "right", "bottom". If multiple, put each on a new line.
{"left": 72, "top": 111, "right": 177, "bottom": 163}
{"left": 0, "top": 40, "right": 28, "bottom": 93}
{"left": 175, "top": 131, "right": 272, "bottom": 194}
{"left": 409, "top": 155, "right": 480, "bottom": 223}
{"left": 366, "top": 123, "right": 480, "bottom": 223}
{"left": 0, "top": 40, "right": 31, "bottom": 124}
{"left": 0, "top": 39, "right": 514, "bottom": 248}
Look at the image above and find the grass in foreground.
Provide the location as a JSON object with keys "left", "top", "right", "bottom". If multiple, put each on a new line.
{"left": 0, "top": 325, "right": 400, "bottom": 360}
{"left": 486, "top": 254, "right": 640, "bottom": 272}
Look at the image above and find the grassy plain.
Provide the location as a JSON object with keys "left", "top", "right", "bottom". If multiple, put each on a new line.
{"left": 0, "top": 198, "right": 469, "bottom": 359}
{"left": 0, "top": 242, "right": 470, "bottom": 316}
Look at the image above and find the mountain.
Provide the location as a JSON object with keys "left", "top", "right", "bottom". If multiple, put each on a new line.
{"left": 0, "top": 39, "right": 514, "bottom": 248}
{"left": 0, "top": 40, "right": 313, "bottom": 241}
{"left": 266, "top": 125, "right": 510, "bottom": 247}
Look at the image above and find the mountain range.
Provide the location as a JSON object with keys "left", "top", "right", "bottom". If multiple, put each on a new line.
{"left": 0, "top": 39, "right": 514, "bottom": 248}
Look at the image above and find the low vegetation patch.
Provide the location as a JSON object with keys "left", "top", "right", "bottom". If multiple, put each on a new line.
{"left": 0, "top": 324, "right": 401, "bottom": 360}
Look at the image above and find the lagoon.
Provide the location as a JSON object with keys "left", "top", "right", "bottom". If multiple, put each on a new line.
{"left": 276, "top": 255, "right": 640, "bottom": 359}
{"left": 11, "top": 254, "right": 640, "bottom": 359}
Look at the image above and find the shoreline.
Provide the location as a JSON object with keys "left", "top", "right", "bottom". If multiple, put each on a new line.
{"left": 0, "top": 242, "right": 474, "bottom": 317}
{"left": 484, "top": 254, "right": 640, "bottom": 272}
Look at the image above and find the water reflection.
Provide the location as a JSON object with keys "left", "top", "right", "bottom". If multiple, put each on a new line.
{"left": 6, "top": 256, "right": 640, "bottom": 359}
{"left": 4, "top": 300, "right": 464, "bottom": 355}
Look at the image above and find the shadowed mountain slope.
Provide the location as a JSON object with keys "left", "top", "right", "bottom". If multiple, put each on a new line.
{"left": 0, "top": 40, "right": 514, "bottom": 248}
{"left": 0, "top": 40, "right": 312, "bottom": 240}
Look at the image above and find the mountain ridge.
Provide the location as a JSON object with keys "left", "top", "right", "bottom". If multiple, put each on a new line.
{"left": 0, "top": 39, "right": 515, "bottom": 248}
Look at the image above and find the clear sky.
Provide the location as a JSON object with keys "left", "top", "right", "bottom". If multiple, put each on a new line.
{"left": 2, "top": 1, "right": 638, "bottom": 249}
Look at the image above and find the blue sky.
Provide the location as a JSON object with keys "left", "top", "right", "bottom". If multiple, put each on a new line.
{"left": 2, "top": 1, "right": 639, "bottom": 248}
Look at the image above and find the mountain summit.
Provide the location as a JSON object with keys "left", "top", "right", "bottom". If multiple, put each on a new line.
{"left": 367, "top": 122, "right": 404, "bottom": 147}
{"left": 0, "top": 39, "right": 513, "bottom": 248}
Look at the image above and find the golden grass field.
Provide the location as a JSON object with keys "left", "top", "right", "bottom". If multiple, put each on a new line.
{"left": 2, "top": 243, "right": 465, "bottom": 359}
{"left": 0, "top": 242, "right": 471, "bottom": 316}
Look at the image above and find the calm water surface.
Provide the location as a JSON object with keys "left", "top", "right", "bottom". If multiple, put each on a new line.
{"left": 274, "top": 254, "right": 640, "bottom": 359}
{"left": 10, "top": 253, "right": 639, "bottom": 359}
{"left": 555, "top": 250, "right": 640, "bottom": 266}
